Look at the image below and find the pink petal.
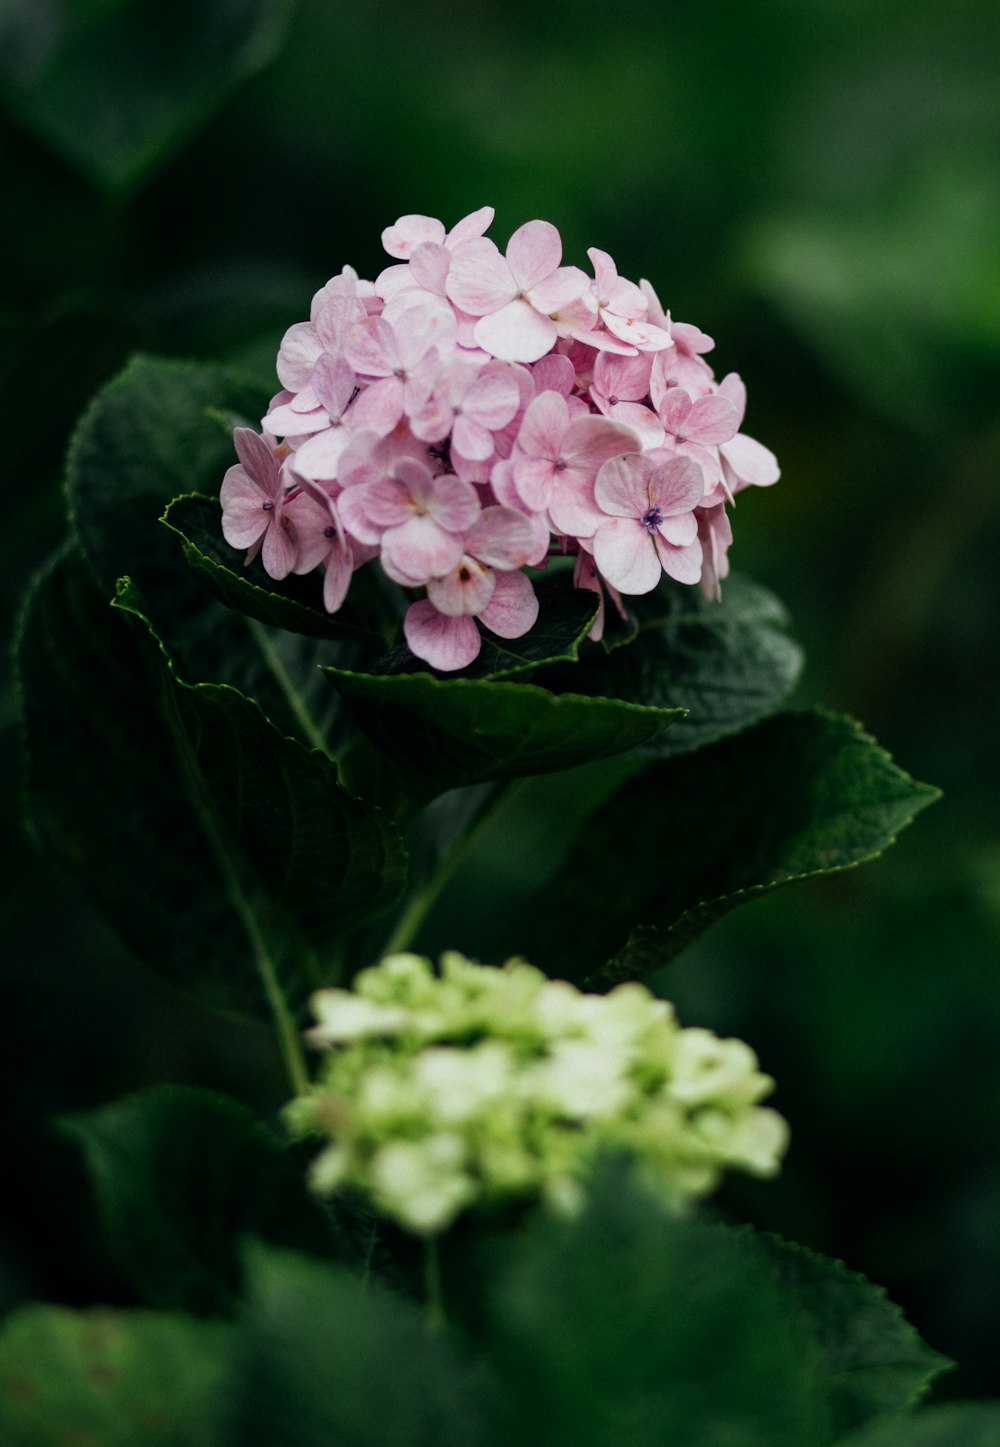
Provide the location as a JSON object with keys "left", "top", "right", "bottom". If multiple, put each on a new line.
{"left": 407, "top": 241, "right": 451, "bottom": 295}
{"left": 594, "top": 453, "right": 655, "bottom": 518}
{"left": 426, "top": 472, "right": 481, "bottom": 532}
{"left": 382, "top": 214, "right": 446, "bottom": 259}
{"left": 474, "top": 299, "right": 556, "bottom": 364}
{"left": 404, "top": 601, "right": 481, "bottom": 671}
{"left": 261, "top": 510, "right": 299, "bottom": 580}
{"left": 531, "top": 353, "right": 575, "bottom": 396}
{"left": 506, "top": 219, "right": 562, "bottom": 291}
{"left": 659, "top": 386, "right": 693, "bottom": 434}
{"left": 593, "top": 517, "right": 661, "bottom": 594}
{"left": 648, "top": 456, "right": 706, "bottom": 515}
{"left": 446, "top": 205, "right": 495, "bottom": 248}
{"left": 547, "top": 477, "right": 605, "bottom": 541}
{"left": 347, "top": 376, "right": 404, "bottom": 436}
{"left": 604, "top": 313, "right": 673, "bottom": 351}
{"left": 316, "top": 294, "right": 366, "bottom": 353}
{"left": 593, "top": 351, "right": 653, "bottom": 402}
{"left": 654, "top": 534, "right": 703, "bottom": 585}
{"left": 720, "top": 433, "right": 780, "bottom": 487}
{"left": 312, "top": 354, "right": 357, "bottom": 418}
{"left": 595, "top": 399, "right": 664, "bottom": 448}
{"left": 445, "top": 238, "right": 514, "bottom": 316}
{"left": 564, "top": 414, "right": 642, "bottom": 478}
{"left": 465, "top": 506, "right": 536, "bottom": 569}
{"left": 656, "top": 512, "right": 699, "bottom": 547}
{"left": 263, "top": 399, "right": 329, "bottom": 438}
{"left": 345, "top": 317, "right": 398, "bottom": 377}
{"left": 515, "top": 390, "right": 568, "bottom": 461}
{"left": 276, "top": 322, "right": 322, "bottom": 391}
{"left": 452, "top": 413, "right": 494, "bottom": 462}
{"left": 687, "top": 395, "right": 740, "bottom": 446}
{"left": 323, "top": 544, "right": 353, "bottom": 613}
{"left": 587, "top": 247, "right": 618, "bottom": 300}
{"left": 427, "top": 556, "right": 496, "bottom": 616}
{"left": 527, "top": 265, "right": 589, "bottom": 314}
{"left": 607, "top": 274, "right": 647, "bottom": 321}
{"left": 383, "top": 515, "right": 464, "bottom": 583}
{"left": 291, "top": 425, "right": 352, "bottom": 482}
{"left": 479, "top": 568, "right": 539, "bottom": 639}
{"left": 717, "top": 371, "right": 747, "bottom": 426}
{"left": 464, "top": 369, "right": 520, "bottom": 430}
{"left": 232, "top": 428, "right": 279, "bottom": 489}
{"left": 512, "top": 454, "right": 556, "bottom": 512}
{"left": 360, "top": 474, "right": 416, "bottom": 527}
{"left": 337, "top": 484, "right": 385, "bottom": 545}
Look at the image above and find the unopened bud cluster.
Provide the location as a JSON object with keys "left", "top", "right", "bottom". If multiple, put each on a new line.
{"left": 286, "top": 951, "right": 788, "bottom": 1235}
{"left": 220, "top": 208, "right": 779, "bottom": 670}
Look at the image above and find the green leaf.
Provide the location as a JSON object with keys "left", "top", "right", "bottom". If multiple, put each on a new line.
{"left": 0, "top": 0, "right": 295, "bottom": 192}
{"left": 754, "top": 1234, "right": 951, "bottom": 1435}
{"left": 0, "top": 1304, "right": 231, "bottom": 1447}
{"left": 836, "top": 1403, "right": 1000, "bottom": 1447}
{"left": 60, "top": 1088, "right": 340, "bottom": 1316}
{"left": 512, "top": 709, "right": 939, "bottom": 985}
{"left": 537, "top": 572, "right": 804, "bottom": 758}
{"left": 16, "top": 549, "right": 406, "bottom": 1020}
{"left": 67, "top": 355, "right": 270, "bottom": 598}
{"left": 161, "top": 492, "right": 388, "bottom": 646}
{"left": 229, "top": 1246, "right": 493, "bottom": 1447}
{"left": 325, "top": 666, "right": 684, "bottom": 792}
{"left": 453, "top": 1164, "right": 830, "bottom": 1447}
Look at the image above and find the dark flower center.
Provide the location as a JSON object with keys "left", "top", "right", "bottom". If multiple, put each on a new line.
{"left": 642, "top": 505, "right": 663, "bottom": 531}
{"left": 262, "top": 500, "right": 275, "bottom": 512}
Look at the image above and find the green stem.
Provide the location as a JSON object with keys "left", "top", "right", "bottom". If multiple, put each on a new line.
{"left": 424, "top": 1237, "right": 445, "bottom": 1331}
{"left": 247, "top": 617, "right": 329, "bottom": 753}
{"left": 160, "top": 679, "right": 311, "bottom": 1098}
{"left": 382, "top": 779, "right": 526, "bottom": 956}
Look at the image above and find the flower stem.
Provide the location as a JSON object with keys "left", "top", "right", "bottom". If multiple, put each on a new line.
{"left": 381, "top": 779, "right": 526, "bottom": 956}
{"left": 424, "top": 1237, "right": 446, "bottom": 1331}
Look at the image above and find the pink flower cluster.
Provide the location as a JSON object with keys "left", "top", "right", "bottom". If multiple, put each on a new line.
{"left": 220, "top": 207, "right": 779, "bottom": 671}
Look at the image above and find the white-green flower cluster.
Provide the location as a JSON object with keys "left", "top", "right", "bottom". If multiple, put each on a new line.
{"left": 286, "top": 951, "right": 788, "bottom": 1236}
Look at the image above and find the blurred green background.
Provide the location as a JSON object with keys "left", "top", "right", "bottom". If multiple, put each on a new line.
{"left": 3, "top": 0, "right": 998, "bottom": 1398}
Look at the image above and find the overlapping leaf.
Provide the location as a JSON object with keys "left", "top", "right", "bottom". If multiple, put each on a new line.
{"left": 453, "top": 1165, "right": 830, "bottom": 1447}
{"left": 509, "top": 710, "right": 938, "bottom": 985}
{"left": 755, "top": 1234, "right": 951, "bottom": 1436}
{"left": 61, "top": 1088, "right": 340, "bottom": 1317}
{"left": 162, "top": 493, "right": 390, "bottom": 646}
{"left": 230, "top": 1246, "right": 493, "bottom": 1447}
{"left": 16, "top": 549, "right": 406, "bottom": 1019}
{"left": 538, "top": 572, "right": 804, "bottom": 758}
{"left": 326, "top": 668, "right": 684, "bottom": 792}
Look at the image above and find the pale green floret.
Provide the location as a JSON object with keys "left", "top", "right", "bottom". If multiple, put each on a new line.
{"left": 287, "top": 952, "right": 788, "bottom": 1236}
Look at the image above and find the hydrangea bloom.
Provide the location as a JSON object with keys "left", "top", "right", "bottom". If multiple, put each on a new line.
{"left": 220, "top": 209, "right": 779, "bottom": 665}
{"left": 285, "top": 951, "right": 788, "bottom": 1236}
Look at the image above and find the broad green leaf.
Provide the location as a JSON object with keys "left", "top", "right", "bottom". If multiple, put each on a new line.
{"left": 453, "top": 1164, "right": 830, "bottom": 1447}
{"left": 537, "top": 572, "right": 804, "bottom": 757}
{"left": 16, "top": 549, "right": 406, "bottom": 1019}
{"left": 229, "top": 1246, "right": 493, "bottom": 1447}
{"left": 0, "top": 1304, "right": 231, "bottom": 1447}
{"left": 162, "top": 492, "right": 389, "bottom": 646}
{"left": 755, "top": 1234, "right": 951, "bottom": 1435}
{"left": 837, "top": 1403, "right": 1000, "bottom": 1447}
{"left": 512, "top": 710, "right": 938, "bottom": 985}
{"left": 0, "top": 0, "right": 295, "bottom": 192}
{"left": 67, "top": 355, "right": 269, "bottom": 598}
{"left": 325, "top": 666, "right": 685, "bottom": 792}
{"left": 61, "top": 1088, "right": 340, "bottom": 1316}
